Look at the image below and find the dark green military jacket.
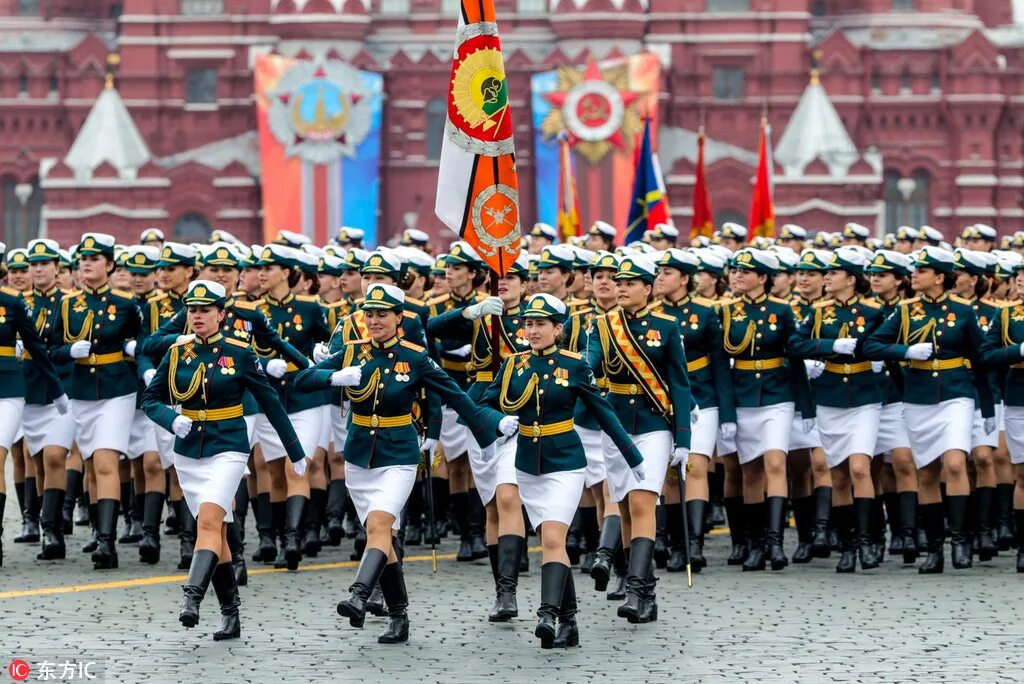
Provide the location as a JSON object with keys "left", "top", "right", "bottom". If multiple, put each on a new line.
{"left": 22, "top": 285, "right": 73, "bottom": 405}
{"left": 427, "top": 302, "right": 529, "bottom": 392}
{"left": 51, "top": 284, "right": 141, "bottom": 401}
{"left": 790, "top": 295, "right": 886, "bottom": 409}
{"left": 253, "top": 292, "right": 330, "bottom": 414}
{"left": 873, "top": 297, "right": 905, "bottom": 405}
{"left": 481, "top": 346, "right": 642, "bottom": 475}
{"left": 718, "top": 294, "right": 814, "bottom": 417}
{"left": 981, "top": 300, "right": 1024, "bottom": 407}
{"left": 970, "top": 296, "right": 1003, "bottom": 405}
{"left": 657, "top": 296, "right": 736, "bottom": 423}
{"left": 586, "top": 304, "right": 693, "bottom": 449}
{"left": 426, "top": 290, "right": 486, "bottom": 391}
{"left": 294, "top": 336, "right": 501, "bottom": 468}
{"left": 0, "top": 286, "right": 62, "bottom": 400}
{"left": 142, "top": 333, "right": 302, "bottom": 461}
{"left": 863, "top": 293, "right": 994, "bottom": 416}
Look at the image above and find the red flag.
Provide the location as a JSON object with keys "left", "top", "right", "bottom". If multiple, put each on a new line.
{"left": 749, "top": 118, "right": 775, "bottom": 239}
{"left": 690, "top": 126, "right": 713, "bottom": 242}
{"left": 434, "top": 0, "right": 521, "bottom": 275}
{"left": 556, "top": 136, "right": 580, "bottom": 242}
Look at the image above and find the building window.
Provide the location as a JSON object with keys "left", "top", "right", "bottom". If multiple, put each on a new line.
{"left": 173, "top": 212, "right": 212, "bottom": 241}
{"left": 871, "top": 70, "right": 881, "bottom": 92}
{"left": 426, "top": 98, "right": 446, "bottom": 161}
{"left": 180, "top": 0, "right": 223, "bottom": 14}
{"left": 185, "top": 68, "right": 217, "bottom": 104}
{"left": 439, "top": 0, "right": 460, "bottom": 13}
{"left": 48, "top": 74, "right": 59, "bottom": 95}
{"left": 2, "top": 177, "right": 42, "bottom": 248}
{"left": 517, "top": 0, "right": 546, "bottom": 13}
{"left": 884, "top": 169, "right": 930, "bottom": 231}
{"left": 811, "top": 1, "right": 826, "bottom": 16}
{"left": 900, "top": 69, "right": 911, "bottom": 93}
{"left": 380, "top": 0, "right": 410, "bottom": 14}
{"left": 892, "top": 0, "right": 913, "bottom": 9}
{"left": 713, "top": 67, "right": 744, "bottom": 101}
{"left": 17, "top": 0, "right": 38, "bottom": 15}
{"left": 707, "top": 0, "right": 750, "bottom": 10}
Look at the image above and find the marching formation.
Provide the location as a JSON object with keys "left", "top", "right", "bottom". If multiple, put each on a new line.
{"left": 2, "top": 219, "right": 1024, "bottom": 649}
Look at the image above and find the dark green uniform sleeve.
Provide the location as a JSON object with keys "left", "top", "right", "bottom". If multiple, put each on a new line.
{"left": 141, "top": 308, "right": 186, "bottom": 359}
{"left": 982, "top": 308, "right": 1023, "bottom": 368}
{"left": 863, "top": 307, "right": 911, "bottom": 361}
{"left": 781, "top": 306, "right": 815, "bottom": 420}
{"left": 241, "top": 347, "right": 305, "bottom": 463}
{"left": 416, "top": 353, "right": 500, "bottom": 449}
{"left": 963, "top": 309, "right": 995, "bottom": 419}
{"left": 706, "top": 310, "right": 736, "bottom": 424}
{"left": 244, "top": 308, "right": 310, "bottom": 369}
{"left": 662, "top": 322, "right": 693, "bottom": 449}
{"left": 789, "top": 311, "right": 837, "bottom": 358}
{"left": 426, "top": 307, "right": 473, "bottom": 340}
{"left": 140, "top": 354, "right": 179, "bottom": 434}
{"left": 12, "top": 296, "right": 63, "bottom": 399}
{"left": 574, "top": 359, "right": 643, "bottom": 467}
{"left": 293, "top": 348, "right": 344, "bottom": 391}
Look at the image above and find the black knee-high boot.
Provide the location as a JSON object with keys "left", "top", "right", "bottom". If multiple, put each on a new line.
{"left": 790, "top": 496, "right": 813, "bottom": 564}
{"left": 854, "top": 497, "right": 879, "bottom": 570}
{"left": 429, "top": 478, "right": 449, "bottom": 543}
{"left": 271, "top": 499, "right": 286, "bottom": 560}
{"left": 918, "top": 502, "right": 945, "bottom": 574}
{"left": 117, "top": 481, "right": 137, "bottom": 544}
{"left": 664, "top": 502, "right": 686, "bottom": 572}
{"left": 211, "top": 561, "right": 241, "bottom": 640}
{"left": 553, "top": 571, "right": 579, "bottom": 648}
{"left": 451, "top": 491, "right": 472, "bottom": 561}
{"left": 685, "top": 499, "right": 708, "bottom": 571}
{"left": 948, "top": 495, "right": 971, "bottom": 569}
{"left": 1014, "top": 509, "right": 1024, "bottom": 572}
{"left": 179, "top": 549, "right": 219, "bottom": 628}
{"left": 590, "top": 515, "right": 620, "bottom": 591}
{"left": 975, "top": 486, "right": 998, "bottom": 561}
{"left": 92, "top": 499, "right": 119, "bottom": 570}
{"left": 810, "top": 486, "right": 832, "bottom": 558}
{"left": 617, "top": 537, "right": 654, "bottom": 623}
{"left": 282, "top": 495, "right": 307, "bottom": 571}
{"left": 138, "top": 492, "right": 164, "bottom": 564}
{"left": 337, "top": 548, "right": 388, "bottom": 628}
{"left": 303, "top": 488, "right": 325, "bottom": 557}
{"left": 0, "top": 491, "right": 5, "bottom": 566}
{"left": 741, "top": 502, "right": 766, "bottom": 571}
{"left": 536, "top": 562, "right": 568, "bottom": 648}
{"left": 404, "top": 480, "right": 423, "bottom": 546}
{"left": 765, "top": 496, "right": 788, "bottom": 571}
{"left": 833, "top": 504, "right": 855, "bottom": 573}
{"left": 377, "top": 563, "right": 410, "bottom": 644}
{"left": 883, "top": 491, "right": 902, "bottom": 556}
{"left": 709, "top": 463, "right": 726, "bottom": 527}
{"left": 725, "top": 496, "right": 748, "bottom": 565}
{"left": 81, "top": 500, "right": 98, "bottom": 553}
{"left": 251, "top": 493, "right": 275, "bottom": 562}
{"left": 652, "top": 504, "right": 668, "bottom": 569}
{"left": 325, "top": 479, "right": 348, "bottom": 546}
{"left": 467, "top": 489, "right": 488, "bottom": 560}
{"left": 489, "top": 535, "right": 523, "bottom": 622}
{"left": 177, "top": 500, "right": 196, "bottom": 570}
{"left": 898, "top": 491, "right": 919, "bottom": 563}
{"left": 226, "top": 519, "right": 247, "bottom": 586}
{"left": 566, "top": 509, "right": 584, "bottom": 565}
{"left": 233, "top": 479, "right": 248, "bottom": 544}
{"left": 15, "top": 478, "right": 39, "bottom": 543}
{"left": 63, "top": 469, "right": 82, "bottom": 534}
{"left": 870, "top": 496, "right": 886, "bottom": 560}
{"left": 579, "top": 506, "right": 599, "bottom": 573}
{"left": 38, "top": 489, "right": 66, "bottom": 560}
{"left": 995, "top": 483, "right": 1015, "bottom": 550}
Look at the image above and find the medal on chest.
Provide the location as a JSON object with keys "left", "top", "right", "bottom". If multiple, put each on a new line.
{"left": 394, "top": 361, "right": 411, "bottom": 382}
{"left": 107, "top": 304, "right": 117, "bottom": 322}
{"left": 292, "top": 314, "right": 303, "bottom": 332}
{"left": 946, "top": 312, "right": 957, "bottom": 328}
{"left": 218, "top": 356, "right": 236, "bottom": 375}
{"left": 688, "top": 313, "right": 699, "bottom": 331}
{"left": 855, "top": 315, "right": 865, "bottom": 333}
{"left": 554, "top": 367, "right": 569, "bottom": 387}
{"left": 768, "top": 313, "right": 778, "bottom": 331}
{"left": 645, "top": 329, "right": 661, "bottom": 347}
{"left": 0, "top": 306, "right": 6, "bottom": 323}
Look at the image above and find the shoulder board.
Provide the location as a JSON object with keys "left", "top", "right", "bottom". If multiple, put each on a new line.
{"left": 111, "top": 288, "right": 134, "bottom": 300}
{"left": 995, "top": 299, "right": 1017, "bottom": 309}
{"left": 716, "top": 298, "right": 737, "bottom": 308}
{"left": 558, "top": 349, "right": 582, "bottom": 360}
{"left": 768, "top": 296, "right": 792, "bottom": 306}
{"left": 949, "top": 294, "right": 972, "bottom": 305}
{"left": 858, "top": 298, "right": 881, "bottom": 309}
{"left": 427, "top": 294, "right": 451, "bottom": 307}
{"left": 691, "top": 296, "right": 715, "bottom": 307}
{"left": 571, "top": 307, "right": 593, "bottom": 317}
{"left": 0, "top": 286, "right": 21, "bottom": 297}
{"left": 233, "top": 299, "right": 259, "bottom": 311}
{"left": 295, "top": 294, "right": 320, "bottom": 304}
{"left": 402, "top": 310, "right": 417, "bottom": 320}
{"left": 899, "top": 296, "right": 920, "bottom": 306}
{"left": 147, "top": 292, "right": 169, "bottom": 304}
{"left": 650, "top": 310, "right": 676, "bottom": 322}
{"left": 62, "top": 288, "right": 82, "bottom": 297}
{"left": 565, "top": 297, "right": 587, "bottom": 307}
{"left": 812, "top": 299, "right": 835, "bottom": 309}
{"left": 224, "top": 338, "right": 249, "bottom": 349}
{"left": 170, "top": 338, "right": 193, "bottom": 349}
{"left": 349, "top": 338, "right": 370, "bottom": 345}
{"left": 404, "top": 296, "right": 424, "bottom": 307}
{"left": 400, "top": 340, "right": 426, "bottom": 353}
{"left": 325, "top": 299, "right": 349, "bottom": 310}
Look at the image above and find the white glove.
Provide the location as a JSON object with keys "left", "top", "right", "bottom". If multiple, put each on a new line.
{"left": 420, "top": 438, "right": 438, "bottom": 457}
{"left": 498, "top": 415, "right": 520, "bottom": 437}
{"left": 176, "top": 334, "right": 195, "bottom": 345}
{"left": 802, "top": 418, "right": 816, "bottom": 435}
{"left": 670, "top": 447, "right": 689, "bottom": 469}
{"left": 143, "top": 369, "right": 156, "bottom": 386}
{"left": 871, "top": 361, "right": 885, "bottom": 374}
{"left": 69, "top": 340, "right": 92, "bottom": 359}
{"left": 804, "top": 359, "right": 825, "bottom": 379}
{"left": 53, "top": 394, "right": 70, "bottom": 415}
{"left": 463, "top": 296, "right": 504, "bottom": 320}
{"left": 984, "top": 417, "right": 997, "bottom": 435}
{"left": 171, "top": 416, "right": 193, "bottom": 439}
{"left": 15, "top": 340, "right": 23, "bottom": 358}
{"left": 330, "top": 366, "right": 362, "bottom": 387}
{"left": 631, "top": 462, "right": 647, "bottom": 483}
{"left": 905, "top": 343, "right": 934, "bottom": 361}
{"left": 480, "top": 443, "right": 496, "bottom": 462}
{"left": 1020, "top": 342, "right": 1024, "bottom": 358}
{"left": 832, "top": 338, "right": 858, "bottom": 355}
{"left": 292, "top": 458, "right": 308, "bottom": 477}
{"left": 449, "top": 344, "right": 473, "bottom": 359}
{"left": 123, "top": 340, "right": 137, "bottom": 358}
{"left": 690, "top": 404, "right": 700, "bottom": 424}
{"left": 266, "top": 359, "right": 288, "bottom": 378}
{"left": 719, "top": 422, "right": 737, "bottom": 441}
{"left": 313, "top": 342, "right": 330, "bottom": 364}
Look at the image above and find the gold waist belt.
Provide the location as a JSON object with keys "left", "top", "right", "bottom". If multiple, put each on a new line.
{"left": 823, "top": 361, "right": 873, "bottom": 375}
{"left": 442, "top": 359, "right": 469, "bottom": 372}
{"left": 734, "top": 357, "right": 784, "bottom": 371}
{"left": 351, "top": 413, "right": 413, "bottom": 428}
{"left": 74, "top": 351, "right": 125, "bottom": 366}
{"left": 519, "top": 418, "right": 575, "bottom": 438}
{"left": 908, "top": 357, "right": 965, "bottom": 371}
{"left": 686, "top": 356, "right": 710, "bottom": 373}
{"left": 180, "top": 404, "right": 244, "bottom": 421}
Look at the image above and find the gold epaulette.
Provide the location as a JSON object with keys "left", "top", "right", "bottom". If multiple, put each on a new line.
{"left": 950, "top": 294, "right": 973, "bottom": 305}
{"left": 768, "top": 296, "right": 793, "bottom": 305}
{"left": 859, "top": 297, "right": 881, "bottom": 309}
{"left": 295, "top": 294, "right": 320, "bottom": 304}
{"left": 111, "top": 288, "right": 134, "bottom": 300}
{"left": 571, "top": 307, "right": 592, "bottom": 318}
{"left": 427, "top": 294, "right": 451, "bottom": 307}
{"left": 0, "top": 286, "right": 19, "bottom": 297}
{"left": 899, "top": 296, "right": 920, "bottom": 306}
{"left": 402, "top": 310, "right": 417, "bottom": 320}
{"left": 558, "top": 349, "right": 582, "bottom": 360}
{"left": 812, "top": 299, "right": 835, "bottom": 309}
{"left": 233, "top": 299, "right": 259, "bottom": 310}
{"left": 405, "top": 296, "right": 424, "bottom": 307}
{"left": 147, "top": 292, "right": 169, "bottom": 304}
{"left": 170, "top": 337, "right": 193, "bottom": 349}
{"left": 717, "top": 297, "right": 737, "bottom": 307}
{"left": 225, "top": 338, "right": 249, "bottom": 349}
{"left": 980, "top": 297, "right": 1004, "bottom": 308}
{"left": 349, "top": 338, "right": 370, "bottom": 345}
{"left": 400, "top": 340, "right": 426, "bottom": 353}
{"left": 650, "top": 310, "right": 676, "bottom": 322}
{"left": 691, "top": 296, "right": 715, "bottom": 307}
{"left": 60, "top": 287, "right": 76, "bottom": 295}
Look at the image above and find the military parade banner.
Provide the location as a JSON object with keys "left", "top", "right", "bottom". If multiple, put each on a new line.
{"left": 531, "top": 53, "right": 661, "bottom": 242}
{"left": 255, "top": 55, "right": 383, "bottom": 246}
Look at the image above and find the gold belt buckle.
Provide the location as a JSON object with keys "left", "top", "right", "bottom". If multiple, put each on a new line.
{"left": 628, "top": 384, "right": 638, "bottom": 395}
{"left": 931, "top": 360, "right": 940, "bottom": 371}
{"left": 843, "top": 363, "right": 851, "bottom": 374}
{"left": 370, "top": 415, "right": 380, "bottom": 428}
{"left": 197, "top": 409, "right": 207, "bottom": 421}
{"left": 88, "top": 355, "right": 97, "bottom": 366}
{"left": 531, "top": 423, "right": 541, "bottom": 437}
{"left": 754, "top": 359, "right": 763, "bottom": 371}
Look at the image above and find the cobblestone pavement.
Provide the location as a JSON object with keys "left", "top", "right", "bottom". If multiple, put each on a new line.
{"left": 2, "top": 493, "right": 1024, "bottom": 684}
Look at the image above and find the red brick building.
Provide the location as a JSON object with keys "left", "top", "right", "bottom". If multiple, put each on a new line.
{"left": 0, "top": 0, "right": 1021, "bottom": 247}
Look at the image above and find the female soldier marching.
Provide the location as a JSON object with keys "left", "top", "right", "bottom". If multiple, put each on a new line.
{"left": 482, "top": 293, "right": 643, "bottom": 648}
{"left": 143, "top": 280, "right": 306, "bottom": 640}
{"left": 295, "top": 284, "right": 514, "bottom": 644}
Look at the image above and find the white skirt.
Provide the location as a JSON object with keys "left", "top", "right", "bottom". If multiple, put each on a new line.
{"left": 788, "top": 413, "right": 822, "bottom": 451}
{"left": 72, "top": 394, "right": 135, "bottom": 458}
{"left": 971, "top": 407, "right": 1000, "bottom": 450}
{"left": 244, "top": 414, "right": 258, "bottom": 449}
{"left": 604, "top": 430, "right": 672, "bottom": 503}
{"left": 440, "top": 406, "right": 470, "bottom": 461}
{"left": 127, "top": 410, "right": 158, "bottom": 459}
{"left": 317, "top": 404, "right": 332, "bottom": 451}
{"left": 1003, "top": 406, "right": 1024, "bottom": 465}
{"left": 254, "top": 406, "right": 320, "bottom": 462}
{"left": 155, "top": 407, "right": 179, "bottom": 469}
{"left": 874, "top": 402, "right": 910, "bottom": 456}
{"left": 173, "top": 450, "right": 248, "bottom": 523}
{"left": 576, "top": 426, "right": 607, "bottom": 488}
{"left": 816, "top": 404, "right": 881, "bottom": 469}
{"left": 22, "top": 402, "right": 75, "bottom": 455}
{"left": 0, "top": 397, "right": 25, "bottom": 451}
{"left": 518, "top": 468, "right": 586, "bottom": 527}
{"left": 330, "top": 404, "right": 348, "bottom": 453}
{"left": 691, "top": 407, "right": 719, "bottom": 458}
{"left": 468, "top": 434, "right": 517, "bottom": 505}
{"left": 904, "top": 398, "right": 974, "bottom": 469}
{"left": 345, "top": 461, "right": 417, "bottom": 531}
{"left": 736, "top": 403, "right": 795, "bottom": 465}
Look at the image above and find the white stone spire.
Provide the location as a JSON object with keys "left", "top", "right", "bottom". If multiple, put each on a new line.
{"left": 64, "top": 79, "right": 151, "bottom": 181}
{"left": 775, "top": 71, "right": 859, "bottom": 178}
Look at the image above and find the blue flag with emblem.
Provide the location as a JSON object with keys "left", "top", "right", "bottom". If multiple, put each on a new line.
{"left": 624, "top": 119, "right": 669, "bottom": 245}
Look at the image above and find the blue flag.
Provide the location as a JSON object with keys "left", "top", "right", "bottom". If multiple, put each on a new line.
{"left": 624, "top": 119, "right": 668, "bottom": 245}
